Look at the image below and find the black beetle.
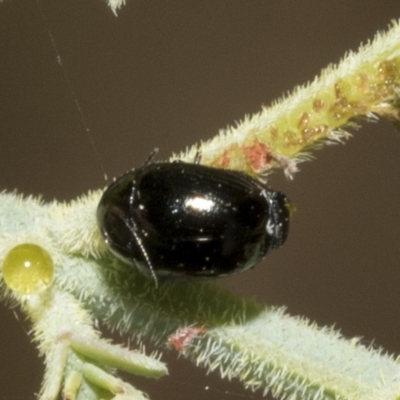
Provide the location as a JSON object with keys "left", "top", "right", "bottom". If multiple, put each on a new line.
{"left": 97, "top": 161, "right": 290, "bottom": 282}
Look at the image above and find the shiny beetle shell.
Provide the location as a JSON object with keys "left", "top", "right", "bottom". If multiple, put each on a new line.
{"left": 97, "top": 162, "right": 290, "bottom": 280}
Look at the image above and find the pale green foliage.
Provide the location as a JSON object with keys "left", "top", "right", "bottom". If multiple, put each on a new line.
{"left": 173, "top": 21, "right": 400, "bottom": 179}
{"left": 1, "top": 12, "right": 400, "bottom": 400}
{"left": 107, "top": 0, "right": 126, "bottom": 15}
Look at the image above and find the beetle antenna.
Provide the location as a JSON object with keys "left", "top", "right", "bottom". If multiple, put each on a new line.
{"left": 131, "top": 230, "right": 158, "bottom": 287}
{"left": 126, "top": 183, "right": 158, "bottom": 286}
{"left": 34, "top": 0, "right": 108, "bottom": 182}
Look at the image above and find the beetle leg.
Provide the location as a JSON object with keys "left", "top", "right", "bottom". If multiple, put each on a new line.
{"left": 143, "top": 148, "right": 159, "bottom": 166}
{"left": 194, "top": 151, "right": 202, "bottom": 164}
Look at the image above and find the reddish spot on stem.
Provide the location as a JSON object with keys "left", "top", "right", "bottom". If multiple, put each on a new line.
{"left": 213, "top": 149, "right": 231, "bottom": 168}
{"left": 242, "top": 140, "right": 271, "bottom": 171}
{"left": 167, "top": 326, "right": 208, "bottom": 351}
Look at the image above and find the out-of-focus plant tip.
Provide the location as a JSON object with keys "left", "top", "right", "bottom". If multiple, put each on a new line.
{"left": 1, "top": 3, "right": 400, "bottom": 399}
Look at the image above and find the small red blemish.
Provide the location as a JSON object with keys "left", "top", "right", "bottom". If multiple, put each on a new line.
{"left": 218, "top": 150, "right": 231, "bottom": 168}
{"left": 167, "top": 326, "right": 208, "bottom": 351}
{"left": 213, "top": 150, "right": 230, "bottom": 168}
{"left": 242, "top": 140, "right": 271, "bottom": 171}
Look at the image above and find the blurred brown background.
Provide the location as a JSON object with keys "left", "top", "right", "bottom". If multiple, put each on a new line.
{"left": 1, "top": 1, "right": 400, "bottom": 399}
